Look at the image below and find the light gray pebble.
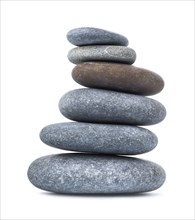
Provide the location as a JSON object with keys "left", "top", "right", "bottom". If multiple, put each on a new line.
{"left": 40, "top": 122, "right": 158, "bottom": 155}
{"left": 67, "top": 27, "right": 129, "bottom": 46}
{"left": 67, "top": 46, "right": 136, "bottom": 64}
{"left": 27, "top": 153, "right": 166, "bottom": 194}
{"left": 59, "top": 88, "right": 166, "bottom": 125}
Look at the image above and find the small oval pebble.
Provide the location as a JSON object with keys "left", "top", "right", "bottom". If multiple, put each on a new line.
{"left": 27, "top": 153, "right": 166, "bottom": 194}
{"left": 72, "top": 62, "right": 164, "bottom": 96}
{"left": 67, "top": 27, "right": 129, "bottom": 46}
{"left": 67, "top": 46, "right": 136, "bottom": 64}
{"left": 59, "top": 89, "right": 166, "bottom": 125}
{"left": 40, "top": 122, "right": 158, "bottom": 155}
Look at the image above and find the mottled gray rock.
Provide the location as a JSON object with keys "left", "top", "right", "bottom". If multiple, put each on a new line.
{"left": 27, "top": 153, "right": 166, "bottom": 194}
{"left": 72, "top": 62, "right": 164, "bottom": 96}
{"left": 67, "top": 27, "right": 129, "bottom": 46}
{"left": 40, "top": 122, "right": 158, "bottom": 155}
{"left": 67, "top": 46, "right": 136, "bottom": 64}
{"left": 59, "top": 89, "right": 166, "bottom": 125}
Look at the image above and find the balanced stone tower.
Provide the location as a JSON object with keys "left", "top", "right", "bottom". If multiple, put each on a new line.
{"left": 28, "top": 27, "right": 166, "bottom": 194}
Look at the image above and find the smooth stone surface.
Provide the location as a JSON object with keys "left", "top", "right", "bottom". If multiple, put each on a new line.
{"left": 72, "top": 62, "right": 164, "bottom": 96}
{"left": 27, "top": 153, "right": 166, "bottom": 194}
{"left": 59, "top": 89, "right": 166, "bottom": 125}
{"left": 67, "top": 27, "right": 129, "bottom": 46}
{"left": 40, "top": 122, "right": 158, "bottom": 155}
{"left": 67, "top": 46, "right": 136, "bottom": 64}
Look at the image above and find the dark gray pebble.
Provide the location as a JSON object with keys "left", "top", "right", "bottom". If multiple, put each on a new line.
{"left": 59, "top": 88, "right": 166, "bottom": 125}
{"left": 27, "top": 153, "right": 166, "bottom": 194}
{"left": 67, "top": 27, "right": 129, "bottom": 46}
{"left": 40, "top": 122, "right": 158, "bottom": 155}
{"left": 67, "top": 46, "right": 136, "bottom": 64}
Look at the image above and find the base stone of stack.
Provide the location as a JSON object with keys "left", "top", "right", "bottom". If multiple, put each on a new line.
{"left": 27, "top": 153, "right": 166, "bottom": 194}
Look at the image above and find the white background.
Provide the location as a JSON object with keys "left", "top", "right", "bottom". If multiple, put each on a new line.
{"left": 1, "top": 1, "right": 194, "bottom": 219}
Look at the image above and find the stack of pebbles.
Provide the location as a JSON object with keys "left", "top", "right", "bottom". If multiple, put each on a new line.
{"left": 28, "top": 27, "right": 167, "bottom": 194}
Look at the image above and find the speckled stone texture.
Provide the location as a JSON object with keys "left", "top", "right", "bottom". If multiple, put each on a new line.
{"left": 68, "top": 46, "right": 136, "bottom": 65}
{"left": 67, "top": 27, "right": 129, "bottom": 46}
{"left": 40, "top": 122, "right": 158, "bottom": 155}
{"left": 59, "top": 88, "right": 166, "bottom": 125}
{"left": 72, "top": 62, "right": 164, "bottom": 96}
{"left": 27, "top": 153, "right": 166, "bottom": 194}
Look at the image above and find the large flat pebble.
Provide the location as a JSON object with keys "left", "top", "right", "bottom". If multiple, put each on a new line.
{"left": 68, "top": 46, "right": 136, "bottom": 64}
{"left": 27, "top": 153, "right": 166, "bottom": 194}
{"left": 59, "top": 89, "right": 166, "bottom": 125}
{"left": 67, "top": 27, "right": 129, "bottom": 46}
{"left": 72, "top": 62, "right": 164, "bottom": 96}
{"left": 40, "top": 122, "right": 158, "bottom": 155}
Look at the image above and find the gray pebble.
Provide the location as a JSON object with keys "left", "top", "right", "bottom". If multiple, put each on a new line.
{"left": 67, "top": 46, "right": 136, "bottom": 64}
{"left": 59, "top": 88, "right": 166, "bottom": 125}
{"left": 40, "top": 122, "right": 158, "bottom": 155}
{"left": 67, "top": 27, "right": 129, "bottom": 46}
{"left": 27, "top": 153, "right": 166, "bottom": 194}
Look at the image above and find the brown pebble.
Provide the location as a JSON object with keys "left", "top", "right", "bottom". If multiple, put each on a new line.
{"left": 72, "top": 62, "right": 164, "bottom": 96}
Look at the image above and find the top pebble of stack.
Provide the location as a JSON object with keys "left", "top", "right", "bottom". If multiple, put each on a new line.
{"left": 67, "top": 27, "right": 129, "bottom": 46}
